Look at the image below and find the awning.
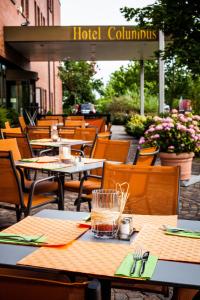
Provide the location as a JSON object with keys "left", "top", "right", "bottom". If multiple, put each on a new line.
{"left": 6, "top": 69, "right": 38, "bottom": 81}
{"left": 4, "top": 26, "right": 166, "bottom": 61}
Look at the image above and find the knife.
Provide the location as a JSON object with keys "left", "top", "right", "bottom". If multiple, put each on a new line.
{"left": 139, "top": 251, "right": 150, "bottom": 276}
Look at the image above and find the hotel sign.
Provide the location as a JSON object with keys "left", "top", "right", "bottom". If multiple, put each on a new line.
{"left": 66, "top": 26, "right": 158, "bottom": 41}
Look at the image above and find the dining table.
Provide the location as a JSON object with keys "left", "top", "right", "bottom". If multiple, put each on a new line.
{"left": 30, "top": 137, "right": 92, "bottom": 148}
{"left": 0, "top": 209, "right": 200, "bottom": 300}
{"left": 15, "top": 156, "right": 105, "bottom": 207}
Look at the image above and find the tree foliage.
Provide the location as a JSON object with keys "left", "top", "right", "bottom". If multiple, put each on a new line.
{"left": 58, "top": 61, "right": 104, "bottom": 108}
{"left": 98, "top": 59, "right": 200, "bottom": 114}
{"left": 105, "top": 61, "right": 158, "bottom": 98}
{"left": 120, "top": 0, "right": 200, "bottom": 75}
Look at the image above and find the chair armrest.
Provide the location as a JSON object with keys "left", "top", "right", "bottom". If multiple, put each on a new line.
{"left": 83, "top": 174, "right": 102, "bottom": 180}
{"left": 27, "top": 175, "right": 63, "bottom": 211}
{"left": 39, "top": 147, "right": 54, "bottom": 156}
{"left": 81, "top": 144, "right": 93, "bottom": 151}
{"left": 71, "top": 148, "right": 84, "bottom": 157}
{"left": 77, "top": 174, "right": 102, "bottom": 200}
{"left": 139, "top": 149, "right": 159, "bottom": 156}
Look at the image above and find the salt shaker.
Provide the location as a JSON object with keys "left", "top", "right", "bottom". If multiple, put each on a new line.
{"left": 119, "top": 217, "right": 132, "bottom": 240}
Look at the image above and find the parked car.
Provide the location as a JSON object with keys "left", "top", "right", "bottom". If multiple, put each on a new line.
{"left": 80, "top": 103, "right": 96, "bottom": 114}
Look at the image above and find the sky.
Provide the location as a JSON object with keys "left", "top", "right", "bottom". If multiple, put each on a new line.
{"left": 60, "top": 0, "right": 155, "bottom": 85}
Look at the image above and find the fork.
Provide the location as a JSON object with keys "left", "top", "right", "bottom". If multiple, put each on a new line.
{"left": 130, "top": 248, "right": 143, "bottom": 275}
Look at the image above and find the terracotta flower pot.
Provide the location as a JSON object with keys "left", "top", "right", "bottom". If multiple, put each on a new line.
{"left": 159, "top": 152, "right": 194, "bottom": 180}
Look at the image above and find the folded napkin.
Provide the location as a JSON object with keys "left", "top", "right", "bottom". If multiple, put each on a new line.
{"left": 31, "top": 139, "right": 52, "bottom": 143}
{"left": 36, "top": 156, "right": 59, "bottom": 163}
{"left": 77, "top": 214, "right": 91, "bottom": 228}
{"left": 20, "top": 158, "right": 39, "bottom": 163}
{"left": 0, "top": 233, "right": 47, "bottom": 246}
{"left": 42, "top": 163, "right": 72, "bottom": 170}
{"left": 163, "top": 226, "right": 200, "bottom": 239}
{"left": 115, "top": 253, "right": 158, "bottom": 279}
{"left": 83, "top": 214, "right": 91, "bottom": 222}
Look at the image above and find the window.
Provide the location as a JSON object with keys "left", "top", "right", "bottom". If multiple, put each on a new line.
{"left": 42, "top": 16, "right": 46, "bottom": 26}
{"left": 0, "top": 64, "right": 6, "bottom": 106}
{"left": 25, "top": 0, "right": 29, "bottom": 19}
{"left": 34, "top": 1, "right": 37, "bottom": 25}
{"left": 48, "top": 0, "right": 53, "bottom": 13}
{"left": 20, "top": 0, "right": 29, "bottom": 19}
{"left": 37, "top": 6, "right": 40, "bottom": 25}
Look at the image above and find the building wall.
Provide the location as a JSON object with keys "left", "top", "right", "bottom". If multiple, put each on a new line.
{"left": 0, "top": 0, "right": 62, "bottom": 114}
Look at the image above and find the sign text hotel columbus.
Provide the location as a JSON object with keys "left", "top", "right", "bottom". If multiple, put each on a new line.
{"left": 66, "top": 26, "right": 158, "bottom": 41}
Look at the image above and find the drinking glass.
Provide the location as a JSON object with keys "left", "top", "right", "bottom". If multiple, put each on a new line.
{"left": 91, "top": 189, "right": 120, "bottom": 238}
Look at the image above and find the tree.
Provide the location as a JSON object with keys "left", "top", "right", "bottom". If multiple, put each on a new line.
{"left": 104, "top": 61, "right": 158, "bottom": 98}
{"left": 58, "top": 61, "right": 104, "bottom": 108}
{"left": 121, "top": 0, "right": 200, "bottom": 75}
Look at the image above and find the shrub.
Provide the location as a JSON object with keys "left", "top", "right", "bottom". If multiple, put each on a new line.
{"left": 0, "top": 107, "right": 8, "bottom": 128}
{"left": 125, "top": 114, "right": 153, "bottom": 138}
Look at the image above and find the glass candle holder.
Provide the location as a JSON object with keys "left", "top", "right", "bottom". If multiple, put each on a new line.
{"left": 59, "top": 145, "right": 72, "bottom": 163}
{"left": 91, "top": 189, "right": 120, "bottom": 239}
{"left": 51, "top": 125, "right": 59, "bottom": 142}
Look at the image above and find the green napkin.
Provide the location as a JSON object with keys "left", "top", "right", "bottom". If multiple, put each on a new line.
{"left": 165, "top": 230, "right": 200, "bottom": 239}
{"left": 83, "top": 214, "right": 91, "bottom": 222}
{"left": 43, "top": 164, "right": 68, "bottom": 170}
{"left": 163, "top": 225, "right": 200, "bottom": 238}
{"left": 115, "top": 253, "right": 158, "bottom": 279}
{"left": 0, "top": 233, "right": 47, "bottom": 246}
{"left": 20, "top": 158, "right": 39, "bottom": 163}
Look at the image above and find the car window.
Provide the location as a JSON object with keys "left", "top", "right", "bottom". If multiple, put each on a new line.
{"left": 81, "top": 103, "right": 93, "bottom": 110}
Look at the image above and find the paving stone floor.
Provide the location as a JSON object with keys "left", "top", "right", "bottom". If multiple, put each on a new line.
{"left": 0, "top": 125, "right": 200, "bottom": 299}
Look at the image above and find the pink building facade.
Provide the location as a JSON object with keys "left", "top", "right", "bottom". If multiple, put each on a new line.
{"left": 0, "top": 0, "right": 62, "bottom": 115}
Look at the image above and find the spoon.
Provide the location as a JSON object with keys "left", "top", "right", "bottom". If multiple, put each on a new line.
{"left": 139, "top": 251, "right": 150, "bottom": 276}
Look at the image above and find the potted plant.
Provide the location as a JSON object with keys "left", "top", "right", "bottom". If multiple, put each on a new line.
{"left": 139, "top": 110, "right": 200, "bottom": 180}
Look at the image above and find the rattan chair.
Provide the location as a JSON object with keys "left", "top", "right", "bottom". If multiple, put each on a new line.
{"left": 64, "top": 139, "right": 131, "bottom": 211}
{"left": 0, "top": 138, "right": 61, "bottom": 202}
{"left": 66, "top": 115, "right": 85, "bottom": 121}
{"left": 0, "top": 268, "right": 101, "bottom": 300}
{"left": 27, "top": 126, "right": 51, "bottom": 140}
{"left": 71, "top": 127, "right": 97, "bottom": 157}
{"left": 85, "top": 118, "right": 106, "bottom": 132}
{"left": 26, "top": 126, "right": 52, "bottom": 154}
{"left": 0, "top": 150, "right": 63, "bottom": 221}
{"left": 102, "top": 162, "right": 180, "bottom": 296}
{"left": 133, "top": 146, "right": 159, "bottom": 166}
{"left": 18, "top": 116, "right": 27, "bottom": 132}
{"left": 64, "top": 120, "right": 85, "bottom": 128}
{"left": 0, "top": 127, "right": 22, "bottom": 138}
{"left": 102, "top": 162, "right": 180, "bottom": 215}
{"left": 3, "top": 132, "right": 34, "bottom": 159}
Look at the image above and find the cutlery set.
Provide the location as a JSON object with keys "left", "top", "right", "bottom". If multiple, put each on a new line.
{"left": 0, "top": 233, "right": 46, "bottom": 244}
{"left": 130, "top": 249, "right": 150, "bottom": 276}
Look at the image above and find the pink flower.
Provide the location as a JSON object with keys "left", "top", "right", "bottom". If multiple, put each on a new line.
{"left": 155, "top": 125, "right": 163, "bottom": 130}
{"left": 139, "top": 137, "right": 145, "bottom": 144}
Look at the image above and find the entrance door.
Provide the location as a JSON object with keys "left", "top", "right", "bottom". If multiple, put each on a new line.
{"left": 6, "top": 80, "right": 35, "bottom": 114}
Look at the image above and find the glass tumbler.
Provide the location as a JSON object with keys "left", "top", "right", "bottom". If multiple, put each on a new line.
{"left": 59, "top": 145, "right": 72, "bottom": 163}
{"left": 91, "top": 189, "right": 120, "bottom": 239}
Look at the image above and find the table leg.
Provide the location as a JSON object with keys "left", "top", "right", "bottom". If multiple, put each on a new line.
{"left": 100, "top": 279, "right": 111, "bottom": 300}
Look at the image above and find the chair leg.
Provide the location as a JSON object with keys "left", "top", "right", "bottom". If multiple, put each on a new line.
{"left": 74, "top": 197, "right": 81, "bottom": 211}
{"left": 15, "top": 205, "right": 22, "bottom": 222}
{"left": 172, "top": 288, "right": 199, "bottom": 300}
{"left": 88, "top": 200, "right": 92, "bottom": 212}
